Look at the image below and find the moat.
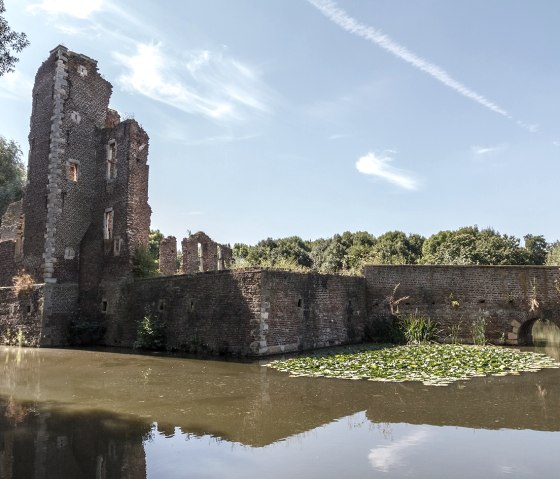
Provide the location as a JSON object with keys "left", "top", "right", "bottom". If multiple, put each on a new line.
{"left": 1, "top": 346, "right": 560, "bottom": 478}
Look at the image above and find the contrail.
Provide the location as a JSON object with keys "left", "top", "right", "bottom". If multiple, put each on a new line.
{"left": 307, "top": 0, "right": 512, "bottom": 119}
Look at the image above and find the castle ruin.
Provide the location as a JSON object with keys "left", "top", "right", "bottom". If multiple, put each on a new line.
{"left": 1, "top": 46, "right": 560, "bottom": 354}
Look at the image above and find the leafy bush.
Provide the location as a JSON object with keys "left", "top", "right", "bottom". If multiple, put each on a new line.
{"left": 132, "top": 246, "right": 159, "bottom": 278}
{"left": 134, "top": 314, "right": 165, "bottom": 350}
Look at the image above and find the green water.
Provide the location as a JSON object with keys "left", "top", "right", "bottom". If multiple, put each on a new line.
{"left": 1, "top": 345, "right": 559, "bottom": 478}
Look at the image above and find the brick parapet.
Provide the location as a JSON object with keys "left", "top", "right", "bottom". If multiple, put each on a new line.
{"left": 364, "top": 265, "right": 560, "bottom": 345}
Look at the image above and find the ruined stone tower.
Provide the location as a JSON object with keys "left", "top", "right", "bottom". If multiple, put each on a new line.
{"left": 0, "top": 45, "right": 151, "bottom": 344}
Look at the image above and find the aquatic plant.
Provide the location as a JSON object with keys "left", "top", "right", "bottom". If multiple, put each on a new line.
{"left": 268, "top": 343, "right": 559, "bottom": 387}
{"left": 471, "top": 316, "right": 487, "bottom": 345}
{"left": 398, "top": 313, "right": 440, "bottom": 344}
{"left": 447, "top": 321, "right": 463, "bottom": 344}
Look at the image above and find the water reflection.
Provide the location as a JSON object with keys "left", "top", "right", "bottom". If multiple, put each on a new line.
{"left": 1, "top": 345, "right": 560, "bottom": 478}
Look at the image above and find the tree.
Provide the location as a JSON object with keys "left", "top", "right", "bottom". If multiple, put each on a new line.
{"left": 0, "top": 0, "right": 29, "bottom": 76}
{"left": 523, "top": 234, "right": 548, "bottom": 265}
{"left": 546, "top": 241, "right": 560, "bottom": 266}
{"left": 0, "top": 136, "right": 25, "bottom": 220}
{"left": 148, "top": 229, "right": 164, "bottom": 260}
{"left": 421, "top": 226, "right": 528, "bottom": 265}
{"left": 369, "top": 231, "right": 425, "bottom": 265}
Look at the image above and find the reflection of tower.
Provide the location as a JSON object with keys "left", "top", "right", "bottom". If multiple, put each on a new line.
{"left": 0, "top": 398, "right": 149, "bottom": 479}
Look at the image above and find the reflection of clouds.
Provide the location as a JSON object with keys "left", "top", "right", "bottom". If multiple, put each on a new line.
{"left": 368, "top": 429, "right": 429, "bottom": 472}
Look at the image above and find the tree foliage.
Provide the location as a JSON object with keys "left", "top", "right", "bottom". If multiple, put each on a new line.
{"left": 523, "top": 234, "right": 548, "bottom": 265}
{"left": 232, "top": 226, "right": 552, "bottom": 274}
{"left": 148, "top": 229, "right": 164, "bottom": 260}
{"left": 0, "top": 0, "right": 29, "bottom": 76}
{"left": 546, "top": 241, "right": 560, "bottom": 266}
{"left": 421, "top": 226, "right": 534, "bottom": 265}
{"left": 0, "top": 136, "right": 25, "bottom": 220}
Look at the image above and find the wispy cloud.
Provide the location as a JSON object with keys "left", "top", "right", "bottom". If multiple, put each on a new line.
{"left": 329, "top": 133, "right": 350, "bottom": 140}
{"left": 0, "top": 71, "right": 33, "bottom": 100}
{"left": 177, "top": 133, "right": 259, "bottom": 146}
{"left": 471, "top": 144, "right": 507, "bottom": 155}
{"left": 553, "top": 141, "right": 560, "bottom": 147}
{"left": 113, "top": 43, "right": 271, "bottom": 122}
{"left": 307, "top": 0, "right": 534, "bottom": 130}
{"left": 369, "top": 430, "right": 430, "bottom": 472}
{"left": 356, "top": 151, "right": 418, "bottom": 190}
{"left": 27, "top": 0, "right": 104, "bottom": 19}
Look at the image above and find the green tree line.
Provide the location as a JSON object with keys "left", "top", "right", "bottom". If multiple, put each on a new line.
{"left": 232, "top": 228, "right": 560, "bottom": 274}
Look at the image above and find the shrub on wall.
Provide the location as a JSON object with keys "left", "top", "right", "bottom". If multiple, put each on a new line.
{"left": 132, "top": 246, "right": 159, "bottom": 278}
{"left": 134, "top": 313, "right": 165, "bottom": 350}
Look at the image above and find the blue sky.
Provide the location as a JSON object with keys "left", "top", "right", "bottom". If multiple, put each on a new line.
{"left": 1, "top": 0, "right": 559, "bottom": 245}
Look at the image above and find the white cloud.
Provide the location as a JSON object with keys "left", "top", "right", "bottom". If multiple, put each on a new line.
{"left": 113, "top": 43, "right": 271, "bottom": 122}
{"left": 368, "top": 430, "right": 430, "bottom": 472}
{"left": 553, "top": 141, "right": 560, "bottom": 147}
{"left": 0, "top": 71, "right": 33, "bottom": 100}
{"left": 178, "top": 133, "right": 259, "bottom": 146}
{"left": 471, "top": 144, "right": 507, "bottom": 155}
{"left": 27, "top": 0, "right": 104, "bottom": 19}
{"left": 307, "top": 0, "right": 536, "bottom": 131}
{"left": 329, "top": 133, "right": 349, "bottom": 140}
{"left": 356, "top": 152, "right": 418, "bottom": 190}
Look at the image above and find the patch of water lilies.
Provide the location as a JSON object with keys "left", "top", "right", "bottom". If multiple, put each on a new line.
{"left": 267, "top": 344, "right": 560, "bottom": 386}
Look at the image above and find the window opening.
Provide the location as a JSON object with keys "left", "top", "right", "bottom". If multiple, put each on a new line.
{"left": 197, "top": 242, "right": 203, "bottom": 272}
{"left": 107, "top": 141, "right": 117, "bottom": 180}
{"left": 104, "top": 210, "right": 114, "bottom": 240}
{"left": 102, "top": 300, "right": 108, "bottom": 313}
{"left": 68, "top": 163, "right": 78, "bottom": 182}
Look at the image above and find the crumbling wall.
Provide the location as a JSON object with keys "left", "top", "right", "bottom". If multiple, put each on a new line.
{"left": 0, "top": 242, "right": 17, "bottom": 287}
{"left": 23, "top": 46, "right": 113, "bottom": 284}
{"left": 364, "top": 265, "right": 560, "bottom": 345}
{"left": 0, "top": 200, "right": 22, "bottom": 241}
{"left": 181, "top": 232, "right": 232, "bottom": 274}
{"left": 0, "top": 200, "right": 23, "bottom": 286}
{"left": 159, "top": 236, "right": 177, "bottom": 276}
{"left": 0, "top": 285, "right": 44, "bottom": 346}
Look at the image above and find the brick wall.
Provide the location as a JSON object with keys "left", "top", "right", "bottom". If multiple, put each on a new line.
{"left": 364, "top": 265, "right": 560, "bottom": 345}
{"left": 103, "top": 269, "right": 366, "bottom": 356}
{"left": 107, "top": 270, "right": 262, "bottom": 355}
{"left": 0, "top": 242, "right": 17, "bottom": 286}
{"left": 0, "top": 285, "right": 44, "bottom": 345}
{"left": 159, "top": 236, "right": 177, "bottom": 276}
{"left": 261, "top": 270, "right": 367, "bottom": 354}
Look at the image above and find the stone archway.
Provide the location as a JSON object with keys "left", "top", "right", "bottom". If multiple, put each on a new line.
{"left": 517, "top": 318, "right": 560, "bottom": 346}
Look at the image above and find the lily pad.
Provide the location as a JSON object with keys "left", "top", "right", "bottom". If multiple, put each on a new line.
{"left": 267, "top": 344, "right": 560, "bottom": 386}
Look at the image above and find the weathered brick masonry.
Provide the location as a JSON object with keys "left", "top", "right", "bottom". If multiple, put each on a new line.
{"left": 0, "top": 285, "right": 44, "bottom": 345}
{"left": 104, "top": 270, "right": 367, "bottom": 356}
{"left": 159, "top": 236, "right": 177, "bottom": 276}
{"left": 181, "top": 232, "right": 232, "bottom": 274}
{"left": 364, "top": 265, "right": 560, "bottom": 345}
